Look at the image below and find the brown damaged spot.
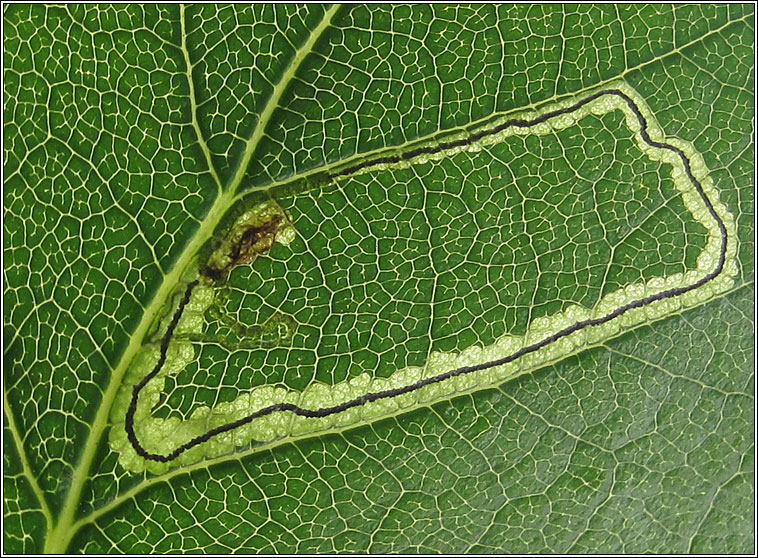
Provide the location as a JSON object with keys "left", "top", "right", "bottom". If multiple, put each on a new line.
{"left": 231, "top": 214, "right": 282, "bottom": 262}
{"left": 202, "top": 202, "right": 291, "bottom": 281}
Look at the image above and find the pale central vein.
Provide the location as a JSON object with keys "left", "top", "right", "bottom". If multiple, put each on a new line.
{"left": 45, "top": 4, "right": 343, "bottom": 553}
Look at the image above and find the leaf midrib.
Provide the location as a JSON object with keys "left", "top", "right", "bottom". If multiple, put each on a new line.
{"left": 42, "top": 5, "right": 341, "bottom": 553}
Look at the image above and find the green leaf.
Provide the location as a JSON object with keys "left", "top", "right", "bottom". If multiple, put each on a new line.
{"left": 4, "top": 4, "right": 753, "bottom": 553}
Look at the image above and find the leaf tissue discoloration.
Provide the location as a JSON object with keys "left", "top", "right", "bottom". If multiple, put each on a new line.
{"left": 202, "top": 201, "right": 293, "bottom": 281}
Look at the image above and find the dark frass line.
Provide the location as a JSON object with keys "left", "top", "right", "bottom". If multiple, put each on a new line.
{"left": 126, "top": 89, "right": 729, "bottom": 463}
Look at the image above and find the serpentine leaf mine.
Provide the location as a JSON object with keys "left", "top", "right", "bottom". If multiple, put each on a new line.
{"left": 110, "top": 83, "right": 736, "bottom": 473}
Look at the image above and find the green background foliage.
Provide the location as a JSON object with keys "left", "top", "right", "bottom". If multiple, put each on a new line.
{"left": 3, "top": 4, "right": 754, "bottom": 553}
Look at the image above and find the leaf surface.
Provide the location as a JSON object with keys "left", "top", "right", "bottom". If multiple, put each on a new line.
{"left": 3, "top": 4, "right": 754, "bottom": 553}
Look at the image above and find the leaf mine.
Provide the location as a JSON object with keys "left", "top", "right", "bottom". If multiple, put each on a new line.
{"left": 111, "top": 83, "right": 736, "bottom": 473}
